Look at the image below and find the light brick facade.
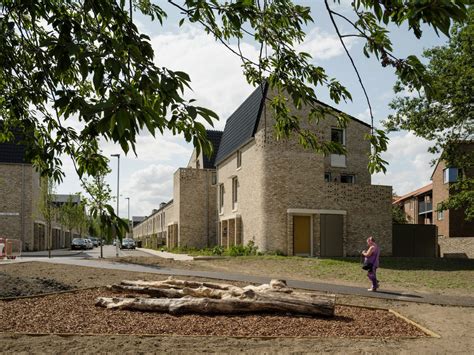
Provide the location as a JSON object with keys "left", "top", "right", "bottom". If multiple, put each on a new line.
{"left": 134, "top": 88, "right": 393, "bottom": 256}
{"left": 0, "top": 163, "right": 43, "bottom": 251}
{"left": 216, "top": 102, "right": 392, "bottom": 256}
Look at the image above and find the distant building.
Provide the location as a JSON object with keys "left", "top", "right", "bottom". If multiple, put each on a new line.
{"left": 393, "top": 142, "right": 474, "bottom": 257}
{"left": 0, "top": 124, "right": 81, "bottom": 251}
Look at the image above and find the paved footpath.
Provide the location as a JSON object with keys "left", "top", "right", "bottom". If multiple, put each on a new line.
{"left": 3, "top": 254, "right": 473, "bottom": 308}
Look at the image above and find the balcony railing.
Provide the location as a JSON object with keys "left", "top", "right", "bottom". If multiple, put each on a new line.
{"left": 419, "top": 201, "right": 433, "bottom": 214}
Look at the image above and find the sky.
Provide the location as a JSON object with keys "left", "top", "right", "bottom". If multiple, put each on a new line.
{"left": 56, "top": 1, "right": 449, "bottom": 218}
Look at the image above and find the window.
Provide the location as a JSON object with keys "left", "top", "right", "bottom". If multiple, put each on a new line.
{"left": 237, "top": 150, "right": 242, "bottom": 168}
{"left": 211, "top": 172, "right": 217, "bottom": 185}
{"left": 219, "top": 184, "right": 224, "bottom": 213}
{"left": 340, "top": 174, "right": 355, "bottom": 183}
{"left": 232, "top": 177, "right": 238, "bottom": 210}
{"left": 331, "top": 128, "right": 345, "bottom": 145}
{"left": 443, "top": 168, "right": 458, "bottom": 184}
{"left": 324, "top": 172, "right": 331, "bottom": 182}
{"left": 437, "top": 203, "right": 444, "bottom": 220}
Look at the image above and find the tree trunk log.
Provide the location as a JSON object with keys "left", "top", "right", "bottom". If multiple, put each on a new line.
{"left": 96, "top": 293, "right": 335, "bottom": 317}
{"left": 98, "top": 278, "right": 335, "bottom": 317}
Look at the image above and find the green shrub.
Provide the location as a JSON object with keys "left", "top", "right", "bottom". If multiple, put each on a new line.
{"left": 226, "top": 241, "right": 258, "bottom": 256}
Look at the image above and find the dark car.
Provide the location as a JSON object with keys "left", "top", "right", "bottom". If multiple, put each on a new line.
{"left": 71, "top": 238, "right": 86, "bottom": 250}
{"left": 120, "top": 238, "right": 136, "bottom": 250}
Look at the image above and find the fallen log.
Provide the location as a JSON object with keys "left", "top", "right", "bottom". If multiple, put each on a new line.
{"left": 98, "top": 278, "right": 335, "bottom": 317}
{"left": 96, "top": 293, "right": 335, "bottom": 317}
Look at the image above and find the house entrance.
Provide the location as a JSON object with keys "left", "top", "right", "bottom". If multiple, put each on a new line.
{"left": 320, "top": 214, "right": 343, "bottom": 257}
{"left": 293, "top": 216, "right": 311, "bottom": 256}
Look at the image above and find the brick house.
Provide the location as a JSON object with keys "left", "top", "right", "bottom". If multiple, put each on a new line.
{"left": 133, "top": 85, "right": 392, "bottom": 256}
{"left": 0, "top": 129, "right": 81, "bottom": 251}
{"left": 393, "top": 183, "right": 433, "bottom": 225}
{"left": 393, "top": 142, "right": 474, "bottom": 257}
{"left": 0, "top": 134, "right": 43, "bottom": 251}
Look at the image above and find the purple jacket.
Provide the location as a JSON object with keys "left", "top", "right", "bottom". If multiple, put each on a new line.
{"left": 365, "top": 244, "right": 380, "bottom": 268}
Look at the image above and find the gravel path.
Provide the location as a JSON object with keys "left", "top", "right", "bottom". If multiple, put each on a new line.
{"left": 0, "top": 288, "right": 425, "bottom": 338}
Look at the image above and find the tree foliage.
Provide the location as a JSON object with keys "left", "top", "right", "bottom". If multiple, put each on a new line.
{"left": 59, "top": 194, "right": 88, "bottom": 237}
{"left": 392, "top": 205, "right": 407, "bottom": 224}
{"left": 0, "top": 0, "right": 469, "bottom": 226}
{"left": 386, "top": 8, "right": 473, "bottom": 220}
{"left": 81, "top": 162, "right": 126, "bottom": 241}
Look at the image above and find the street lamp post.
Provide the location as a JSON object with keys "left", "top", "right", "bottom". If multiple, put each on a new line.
{"left": 111, "top": 154, "right": 120, "bottom": 257}
{"left": 125, "top": 197, "right": 131, "bottom": 238}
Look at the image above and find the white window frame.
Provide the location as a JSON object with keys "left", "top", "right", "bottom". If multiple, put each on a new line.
{"left": 219, "top": 184, "right": 224, "bottom": 214}
{"left": 232, "top": 177, "right": 238, "bottom": 211}
{"left": 236, "top": 150, "right": 242, "bottom": 169}
{"left": 437, "top": 203, "right": 444, "bottom": 220}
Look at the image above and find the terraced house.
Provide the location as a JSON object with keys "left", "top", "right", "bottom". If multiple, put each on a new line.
{"left": 133, "top": 85, "right": 392, "bottom": 256}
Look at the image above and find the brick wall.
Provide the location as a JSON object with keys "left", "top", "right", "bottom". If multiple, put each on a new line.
{"left": 217, "top": 140, "right": 266, "bottom": 249}
{"left": 432, "top": 160, "right": 450, "bottom": 236}
{"left": 0, "top": 163, "right": 39, "bottom": 251}
{"left": 438, "top": 235, "right": 474, "bottom": 259}
{"left": 176, "top": 168, "right": 217, "bottom": 248}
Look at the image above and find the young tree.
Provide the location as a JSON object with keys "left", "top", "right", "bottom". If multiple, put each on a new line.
{"left": 38, "top": 177, "right": 56, "bottom": 257}
{"left": 81, "top": 162, "right": 124, "bottom": 256}
{"left": 59, "top": 194, "right": 82, "bottom": 239}
{"left": 386, "top": 8, "right": 473, "bottom": 220}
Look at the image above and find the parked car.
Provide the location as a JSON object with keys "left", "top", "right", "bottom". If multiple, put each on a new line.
{"left": 121, "top": 238, "right": 136, "bottom": 250}
{"left": 89, "top": 237, "right": 99, "bottom": 247}
{"left": 71, "top": 238, "right": 86, "bottom": 250}
{"left": 84, "top": 239, "right": 93, "bottom": 249}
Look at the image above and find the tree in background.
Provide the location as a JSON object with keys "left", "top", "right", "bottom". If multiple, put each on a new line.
{"left": 81, "top": 163, "right": 119, "bottom": 245}
{"left": 386, "top": 8, "right": 473, "bottom": 220}
{"left": 0, "top": 1, "right": 469, "bottom": 227}
{"left": 58, "top": 194, "right": 84, "bottom": 238}
{"left": 392, "top": 205, "right": 408, "bottom": 224}
{"left": 38, "top": 177, "right": 56, "bottom": 257}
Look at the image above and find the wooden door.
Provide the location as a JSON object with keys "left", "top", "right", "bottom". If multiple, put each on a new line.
{"left": 293, "top": 216, "right": 311, "bottom": 255}
{"left": 320, "top": 214, "right": 343, "bottom": 257}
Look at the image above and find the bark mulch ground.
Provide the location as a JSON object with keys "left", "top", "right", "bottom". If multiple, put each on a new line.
{"left": 0, "top": 288, "right": 426, "bottom": 338}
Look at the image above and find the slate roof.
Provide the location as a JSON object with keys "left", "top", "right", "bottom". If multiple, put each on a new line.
{"left": 0, "top": 121, "right": 33, "bottom": 164}
{"left": 215, "top": 84, "right": 267, "bottom": 165}
{"left": 203, "top": 130, "right": 223, "bottom": 169}
{"left": 214, "top": 83, "right": 372, "bottom": 166}
{"left": 0, "top": 141, "right": 28, "bottom": 164}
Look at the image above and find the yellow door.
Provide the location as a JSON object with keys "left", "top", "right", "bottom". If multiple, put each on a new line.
{"left": 293, "top": 216, "right": 311, "bottom": 255}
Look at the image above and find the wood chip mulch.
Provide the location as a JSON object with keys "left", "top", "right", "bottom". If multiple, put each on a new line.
{"left": 0, "top": 288, "right": 426, "bottom": 338}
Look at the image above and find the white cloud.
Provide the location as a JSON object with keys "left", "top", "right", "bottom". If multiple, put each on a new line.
{"left": 372, "top": 131, "right": 438, "bottom": 195}
{"left": 121, "top": 164, "right": 176, "bottom": 216}
{"left": 297, "top": 27, "right": 357, "bottom": 60}
{"left": 150, "top": 25, "right": 259, "bottom": 129}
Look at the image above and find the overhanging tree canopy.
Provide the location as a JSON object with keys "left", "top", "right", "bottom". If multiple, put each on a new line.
{"left": 0, "top": 0, "right": 469, "bottom": 232}
{"left": 386, "top": 8, "right": 473, "bottom": 220}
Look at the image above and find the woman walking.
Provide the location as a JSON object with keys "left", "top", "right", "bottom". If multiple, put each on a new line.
{"left": 362, "top": 237, "right": 380, "bottom": 291}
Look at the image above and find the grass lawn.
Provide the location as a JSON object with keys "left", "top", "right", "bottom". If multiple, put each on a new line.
{"left": 194, "top": 255, "right": 474, "bottom": 294}
{"left": 134, "top": 247, "right": 474, "bottom": 294}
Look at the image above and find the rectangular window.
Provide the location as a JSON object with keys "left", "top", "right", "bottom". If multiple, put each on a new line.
{"left": 219, "top": 184, "right": 224, "bottom": 213}
{"left": 331, "top": 128, "right": 345, "bottom": 145}
{"left": 437, "top": 203, "right": 444, "bottom": 220}
{"left": 237, "top": 150, "right": 242, "bottom": 168}
{"left": 443, "top": 168, "right": 458, "bottom": 184}
{"left": 232, "top": 177, "right": 238, "bottom": 210}
{"left": 211, "top": 172, "right": 217, "bottom": 185}
{"left": 340, "top": 174, "right": 355, "bottom": 183}
{"left": 324, "top": 172, "right": 331, "bottom": 182}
